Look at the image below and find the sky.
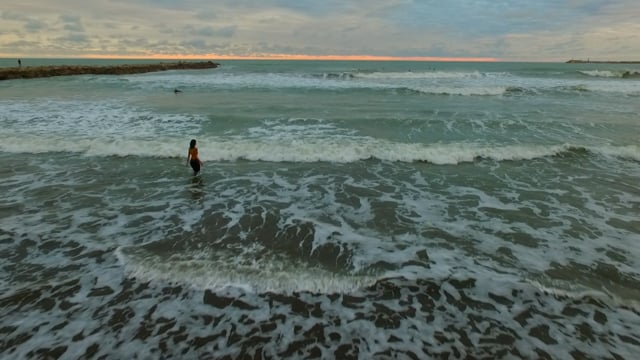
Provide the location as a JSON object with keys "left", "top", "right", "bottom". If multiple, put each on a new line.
{"left": 1, "top": 0, "right": 639, "bottom": 61}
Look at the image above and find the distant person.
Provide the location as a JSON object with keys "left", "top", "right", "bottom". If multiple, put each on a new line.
{"left": 174, "top": 88, "right": 182, "bottom": 94}
{"left": 17, "top": 59, "right": 21, "bottom": 67}
{"left": 187, "top": 139, "right": 203, "bottom": 175}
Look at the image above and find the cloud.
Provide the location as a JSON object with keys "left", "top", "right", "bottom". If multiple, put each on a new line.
{"left": 194, "top": 10, "right": 218, "bottom": 21}
{"left": 1, "top": 11, "right": 30, "bottom": 22}
{"left": 24, "top": 19, "right": 49, "bottom": 33}
{"left": 0, "top": 0, "right": 639, "bottom": 60}
{"left": 187, "top": 25, "right": 237, "bottom": 38}
{"left": 0, "top": 11, "right": 49, "bottom": 34}
{"left": 59, "top": 15, "right": 85, "bottom": 32}
{"left": 54, "top": 33, "right": 89, "bottom": 44}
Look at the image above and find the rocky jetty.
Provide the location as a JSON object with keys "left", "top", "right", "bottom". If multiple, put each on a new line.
{"left": 566, "top": 59, "right": 640, "bottom": 64}
{"left": 0, "top": 61, "right": 219, "bottom": 81}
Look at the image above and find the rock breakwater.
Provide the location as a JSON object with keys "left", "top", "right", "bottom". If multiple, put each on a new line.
{"left": 566, "top": 59, "right": 640, "bottom": 64}
{"left": 0, "top": 61, "right": 219, "bottom": 81}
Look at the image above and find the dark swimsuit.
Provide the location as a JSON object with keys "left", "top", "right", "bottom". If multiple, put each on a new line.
{"left": 190, "top": 159, "right": 200, "bottom": 174}
{"left": 189, "top": 148, "right": 200, "bottom": 174}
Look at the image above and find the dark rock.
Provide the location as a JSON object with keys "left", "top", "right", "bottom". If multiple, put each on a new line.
{"left": 341, "top": 294, "right": 366, "bottom": 308}
{"left": 88, "top": 286, "right": 114, "bottom": 297}
{"left": 488, "top": 292, "right": 514, "bottom": 306}
{"left": 203, "top": 290, "right": 234, "bottom": 308}
{"left": 529, "top": 324, "right": 557, "bottom": 345}
{"left": 593, "top": 310, "right": 607, "bottom": 325}
{"left": 334, "top": 343, "right": 359, "bottom": 359}
{"left": 269, "top": 294, "right": 309, "bottom": 317}
{"left": 260, "top": 322, "right": 277, "bottom": 333}
{"left": 36, "top": 298, "right": 56, "bottom": 311}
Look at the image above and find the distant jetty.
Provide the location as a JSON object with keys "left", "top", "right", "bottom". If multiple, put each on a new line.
{"left": 566, "top": 59, "right": 640, "bottom": 64}
{"left": 0, "top": 61, "right": 219, "bottom": 81}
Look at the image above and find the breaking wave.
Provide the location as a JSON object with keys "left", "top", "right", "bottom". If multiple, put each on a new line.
{"left": 579, "top": 70, "right": 640, "bottom": 79}
{"left": 2, "top": 134, "right": 638, "bottom": 164}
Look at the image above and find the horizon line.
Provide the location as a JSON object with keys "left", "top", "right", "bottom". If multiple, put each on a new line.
{"left": 48, "top": 53, "right": 501, "bottom": 62}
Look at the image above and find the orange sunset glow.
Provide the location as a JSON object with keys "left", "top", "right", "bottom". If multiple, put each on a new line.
{"left": 83, "top": 53, "right": 498, "bottom": 62}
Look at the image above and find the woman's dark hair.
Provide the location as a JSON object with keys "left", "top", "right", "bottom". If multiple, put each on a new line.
{"left": 189, "top": 139, "right": 196, "bottom": 148}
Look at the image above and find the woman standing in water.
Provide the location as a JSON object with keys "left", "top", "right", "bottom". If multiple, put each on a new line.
{"left": 186, "top": 139, "right": 203, "bottom": 175}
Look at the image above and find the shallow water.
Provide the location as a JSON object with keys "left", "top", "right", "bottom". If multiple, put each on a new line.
{"left": 1, "top": 59, "right": 639, "bottom": 358}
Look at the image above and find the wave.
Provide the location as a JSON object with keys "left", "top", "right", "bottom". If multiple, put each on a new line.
{"left": 118, "top": 69, "right": 640, "bottom": 96}
{"left": 353, "top": 70, "right": 488, "bottom": 80}
{"left": 579, "top": 70, "right": 621, "bottom": 78}
{"left": 405, "top": 83, "right": 634, "bottom": 96}
{"left": 579, "top": 70, "right": 640, "bottom": 79}
{"left": 124, "top": 69, "right": 516, "bottom": 96}
{"left": 115, "top": 245, "right": 379, "bottom": 294}
{"left": 2, "top": 134, "right": 638, "bottom": 164}
{"left": 527, "top": 279, "right": 640, "bottom": 311}
{"left": 314, "top": 71, "right": 516, "bottom": 96}
{"left": 400, "top": 85, "right": 509, "bottom": 96}
{"left": 116, "top": 235, "right": 640, "bottom": 307}
{"left": 592, "top": 144, "right": 640, "bottom": 161}
{"left": 313, "top": 72, "right": 356, "bottom": 80}
{"left": 557, "top": 84, "right": 590, "bottom": 92}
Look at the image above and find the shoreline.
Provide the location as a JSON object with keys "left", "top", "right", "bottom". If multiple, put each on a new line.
{"left": 0, "top": 61, "right": 219, "bottom": 80}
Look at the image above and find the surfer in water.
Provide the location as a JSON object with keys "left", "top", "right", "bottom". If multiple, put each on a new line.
{"left": 174, "top": 88, "right": 182, "bottom": 94}
{"left": 186, "top": 139, "right": 203, "bottom": 176}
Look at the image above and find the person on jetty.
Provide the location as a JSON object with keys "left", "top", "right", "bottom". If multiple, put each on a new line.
{"left": 187, "top": 139, "right": 203, "bottom": 176}
{"left": 17, "top": 59, "right": 21, "bottom": 67}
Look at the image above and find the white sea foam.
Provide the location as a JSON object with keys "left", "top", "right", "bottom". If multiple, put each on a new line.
{"left": 0, "top": 134, "right": 185, "bottom": 158}
{"left": 355, "top": 71, "right": 486, "bottom": 80}
{"left": 115, "top": 246, "right": 379, "bottom": 294}
{"left": 0, "top": 99, "right": 205, "bottom": 138}
{"left": 2, "top": 61, "right": 640, "bottom": 360}
{"left": 127, "top": 71, "right": 360, "bottom": 92}
{"left": 121, "top": 68, "right": 640, "bottom": 96}
{"left": 526, "top": 279, "right": 640, "bottom": 311}
{"left": 594, "top": 144, "right": 640, "bottom": 161}
{"left": 578, "top": 70, "right": 633, "bottom": 78}
{"left": 407, "top": 85, "right": 509, "bottom": 96}
{"left": 580, "top": 70, "right": 619, "bottom": 78}
{"left": 3, "top": 130, "right": 639, "bottom": 164}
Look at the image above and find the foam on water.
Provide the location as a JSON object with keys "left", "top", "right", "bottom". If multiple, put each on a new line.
{"left": 115, "top": 67, "right": 640, "bottom": 96}
{"left": 594, "top": 144, "right": 640, "bottom": 161}
{"left": 66, "top": 152, "right": 629, "bottom": 303}
{"left": 2, "top": 130, "right": 638, "bottom": 165}
{"left": 0, "top": 99, "right": 205, "bottom": 138}
{"left": 2, "top": 60, "right": 640, "bottom": 359}
{"left": 115, "top": 245, "right": 380, "bottom": 294}
{"left": 579, "top": 69, "right": 640, "bottom": 78}
{"left": 355, "top": 70, "right": 488, "bottom": 80}
{"left": 2, "top": 148, "right": 640, "bottom": 358}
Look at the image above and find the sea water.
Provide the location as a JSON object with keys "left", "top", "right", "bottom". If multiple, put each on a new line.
{"left": 1, "top": 59, "right": 639, "bottom": 358}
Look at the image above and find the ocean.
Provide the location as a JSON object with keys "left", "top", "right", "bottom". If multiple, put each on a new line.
{"left": 1, "top": 59, "right": 639, "bottom": 359}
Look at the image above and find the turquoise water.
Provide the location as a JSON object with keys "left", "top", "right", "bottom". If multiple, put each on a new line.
{"left": 1, "top": 59, "right": 639, "bottom": 358}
